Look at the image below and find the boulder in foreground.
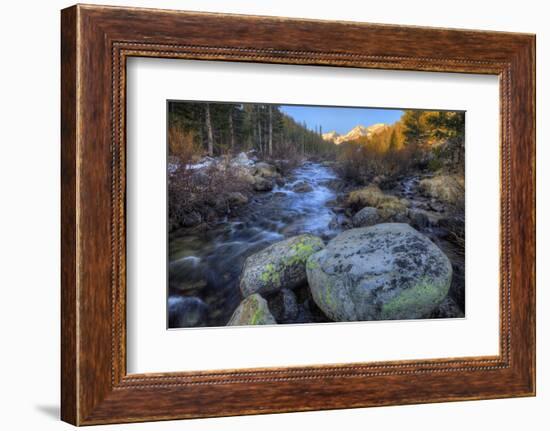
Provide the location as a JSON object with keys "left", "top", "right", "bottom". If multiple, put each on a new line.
{"left": 306, "top": 223, "right": 452, "bottom": 321}
{"left": 227, "top": 293, "right": 276, "bottom": 326}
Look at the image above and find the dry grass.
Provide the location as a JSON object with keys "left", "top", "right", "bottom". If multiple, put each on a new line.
{"left": 168, "top": 125, "right": 201, "bottom": 164}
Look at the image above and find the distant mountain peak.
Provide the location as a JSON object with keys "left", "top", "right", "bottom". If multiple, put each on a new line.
{"left": 322, "top": 131, "right": 340, "bottom": 141}
{"left": 322, "top": 123, "right": 387, "bottom": 144}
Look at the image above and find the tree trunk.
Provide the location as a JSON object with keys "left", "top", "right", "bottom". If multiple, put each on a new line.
{"left": 205, "top": 103, "right": 214, "bottom": 156}
{"left": 268, "top": 106, "right": 273, "bottom": 157}
{"left": 228, "top": 110, "right": 235, "bottom": 153}
{"left": 258, "top": 117, "right": 262, "bottom": 155}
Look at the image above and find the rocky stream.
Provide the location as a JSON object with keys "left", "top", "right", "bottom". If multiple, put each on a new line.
{"left": 168, "top": 157, "right": 465, "bottom": 328}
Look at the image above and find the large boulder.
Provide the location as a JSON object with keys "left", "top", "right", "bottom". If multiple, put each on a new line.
{"left": 227, "top": 293, "right": 276, "bottom": 326}
{"left": 306, "top": 224, "right": 452, "bottom": 321}
{"left": 168, "top": 296, "right": 209, "bottom": 328}
{"left": 231, "top": 152, "right": 254, "bottom": 167}
{"left": 233, "top": 166, "right": 256, "bottom": 185}
{"left": 419, "top": 175, "right": 464, "bottom": 204}
{"left": 240, "top": 234, "right": 325, "bottom": 297}
{"left": 352, "top": 207, "right": 380, "bottom": 227}
{"left": 348, "top": 184, "right": 409, "bottom": 220}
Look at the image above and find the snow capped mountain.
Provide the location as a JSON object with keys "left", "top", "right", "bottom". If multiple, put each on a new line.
{"left": 321, "top": 131, "right": 340, "bottom": 142}
{"left": 322, "top": 123, "right": 387, "bottom": 145}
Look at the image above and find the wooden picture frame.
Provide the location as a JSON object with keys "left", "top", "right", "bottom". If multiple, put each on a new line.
{"left": 61, "top": 4, "right": 536, "bottom": 425}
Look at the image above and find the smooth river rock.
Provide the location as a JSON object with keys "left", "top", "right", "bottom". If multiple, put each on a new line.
{"left": 306, "top": 223, "right": 452, "bottom": 321}
{"left": 227, "top": 293, "right": 277, "bottom": 326}
{"left": 240, "top": 234, "right": 325, "bottom": 297}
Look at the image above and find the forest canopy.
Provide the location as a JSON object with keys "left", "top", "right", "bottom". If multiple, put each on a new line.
{"left": 168, "top": 102, "right": 465, "bottom": 180}
{"left": 168, "top": 101, "right": 336, "bottom": 161}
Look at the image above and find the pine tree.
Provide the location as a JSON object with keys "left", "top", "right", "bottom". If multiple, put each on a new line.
{"left": 268, "top": 105, "right": 273, "bottom": 157}
{"left": 228, "top": 108, "right": 235, "bottom": 153}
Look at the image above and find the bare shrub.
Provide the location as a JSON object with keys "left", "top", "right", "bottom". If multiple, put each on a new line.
{"left": 168, "top": 159, "right": 252, "bottom": 231}
{"left": 337, "top": 143, "right": 417, "bottom": 185}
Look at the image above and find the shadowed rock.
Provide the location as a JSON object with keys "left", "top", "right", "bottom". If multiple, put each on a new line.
{"left": 168, "top": 296, "right": 209, "bottom": 328}
{"left": 268, "top": 288, "right": 299, "bottom": 322}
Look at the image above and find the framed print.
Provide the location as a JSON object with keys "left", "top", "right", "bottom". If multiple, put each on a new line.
{"left": 61, "top": 4, "right": 535, "bottom": 425}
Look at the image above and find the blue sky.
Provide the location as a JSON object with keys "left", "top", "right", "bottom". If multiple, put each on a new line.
{"left": 280, "top": 105, "right": 404, "bottom": 135}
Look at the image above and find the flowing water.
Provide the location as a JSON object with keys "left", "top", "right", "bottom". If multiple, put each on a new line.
{"left": 168, "top": 162, "right": 342, "bottom": 327}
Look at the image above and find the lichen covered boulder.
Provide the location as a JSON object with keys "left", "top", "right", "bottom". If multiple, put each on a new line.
{"left": 240, "top": 234, "right": 325, "bottom": 297}
{"left": 306, "top": 223, "right": 452, "bottom": 321}
{"left": 227, "top": 293, "right": 277, "bottom": 326}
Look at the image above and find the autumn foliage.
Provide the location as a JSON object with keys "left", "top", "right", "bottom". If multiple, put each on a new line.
{"left": 338, "top": 110, "right": 465, "bottom": 184}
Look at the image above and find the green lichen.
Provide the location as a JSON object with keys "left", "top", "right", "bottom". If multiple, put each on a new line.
{"left": 249, "top": 307, "right": 263, "bottom": 325}
{"left": 323, "top": 285, "right": 335, "bottom": 307}
{"left": 286, "top": 237, "right": 323, "bottom": 266}
{"left": 381, "top": 280, "right": 446, "bottom": 319}
{"left": 260, "top": 263, "right": 281, "bottom": 285}
{"left": 306, "top": 257, "right": 320, "bottom": 270}
{"left": 261, "top": 238, "right": 322, "bottom": 285}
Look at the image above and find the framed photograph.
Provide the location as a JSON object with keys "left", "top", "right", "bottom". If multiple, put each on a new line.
{"left": 61, "top": 4, "right": 535, "bottom": 425}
